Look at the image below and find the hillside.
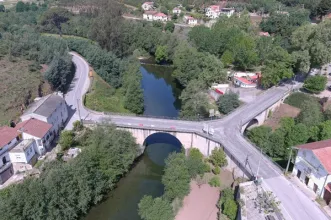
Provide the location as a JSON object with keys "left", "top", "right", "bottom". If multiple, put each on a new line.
{"left": 0, "top": 57, "right": 51, "bottom": 125}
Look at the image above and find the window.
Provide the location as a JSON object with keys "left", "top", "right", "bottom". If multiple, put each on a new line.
{"left": 16, "top": 155, "right": 21, "bottom": 159}
{"left": 38, "top": 139, "right": 42, "bottom": 146}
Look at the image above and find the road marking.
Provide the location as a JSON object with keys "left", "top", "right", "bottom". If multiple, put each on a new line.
{"left": 151, "top": 125, "right": 155, "bottom": 127}
{"left": 128, "top": 123, "right": 132, "bottom": 125}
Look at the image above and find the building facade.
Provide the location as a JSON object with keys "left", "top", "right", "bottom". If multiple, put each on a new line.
{"left": 0, "top": 126, "right": 18, "bottom": 184}
{"left": 143, "top": 11, "right": 168, "bottom": 21}
{"left": 20, "top": 93, "right": 68, "bottom": 136}
{"left": 293, "top": 140, "right": 331, "bottom": 205}
{"left": 16, "top": 118, "right": 53, "bottom": 155}
{"left": 9, "top": 139, "right": 37, "bottom": 172}
{"left": 184, "top": 15, "right": 198, "bottom": 26}
{"left": 172, "top": 7, "right": 181, "bottom": 14}
{"left": 142, "top": 2, "right": 154, "bottom": 11}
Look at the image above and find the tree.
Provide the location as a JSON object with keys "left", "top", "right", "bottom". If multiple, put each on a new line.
{"left": 319, "top": 120, "right": 331, "bottom": 140}
{"left": 303, "top": 75, "right": 327, "bottom": 93}
{"left": 124, "top": 77, "right": 144, "bottom": 114}
{"left": 296, "top": 100, "right": 323, "bottom": 127}
{"left": 152, "top": 21, "right": 163, "bottom": 30}
{"left": 292, "top": 50, "right": 311, "bottom": 73}
{"left": 138, "top": 196, "right": 174, "bottom": 220}
{"left": 16, "top": 1, "right": 26, "bottom": 12}
{"left": 221, "top": 50, "right": 234, "bottom": 67}
{"left": 247, "top": 126, "right": 272, "bottom": 151}
{"left": 316, "top": 0, "right": 331, "bottom": 18}
{"left": 179, "top": 80, "right": 209, "bottom": 119}
{"left": 187, "top": 148, "right": 206, "bottom": 178}
{"left": 223, "top": 199, "right": 238, "bottom": 220}
{"left": 73, "top": 120, "right": 83, "bottom": 132}
{"left": 0, "top": 5, "right": 5, "bottom": 12}
{"left": 199, "top": 53, "right": 227, "bottom": 86}
{"left": 40, "top": 8, "right": 70, "bottom": 36}
{"left": 162, "top": 153, "right": 191, "bottom": 200}
{"left": 59, "top": 130, "right": 75, "bottom": 151}
{"left": 217, "top": 92, "right": 240, "bottom": 114}
{"left": 164, "top": 21, "right": 175, "bottom": 33}
{"left": 209, "top": 148, "right": 228, "bottom": 168}
{"left": 155, "top": 45, "right": 168, "bottom": 63}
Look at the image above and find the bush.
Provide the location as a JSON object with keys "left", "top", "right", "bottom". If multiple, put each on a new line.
{"left": 303, "top": 75, "right": 327, "bottom": 93}
{"left": 59, "top": 130, "right": 75, "bottom": 151}
{"left": 73, "top": 120, "right": 83, "bottom": 131}
{"left": 209, "top": 148, "right": 228, "bottom": 168}
{"left": 284, "top": 92, "right": 318, "bottom": 109}
{"left": 217, "top": 92, "right": 240, "bottom": 114}
{"left": 223, "top": 199, "right": 238, "bottom": 220}
{"left": 213, "top": 166, "right": 220, "bottom": 175}
{"left": 208, "top": 176, "right": 221, "bottom": 187}
{"left": 187, "top": 148, "right": 206, "bottom": 178}
{"left": 138, "top": 196, "right": 174, "bottom": 220}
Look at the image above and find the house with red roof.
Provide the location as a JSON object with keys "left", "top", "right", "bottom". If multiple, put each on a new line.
{"left": 0, "top": 126, "right": 17, "bottom": 184}
{"left": 205, "top": 2, "right": 235, "bottom": 19}
{"left": 172, "top": 7, "right": 181, "bottom": 15}
{"left": 293, "top": 140, "right": 331, "bottom": 204}
{"left": 184, "top": 15, "right": 198, "bottom": 26}
{"left": 143, "top": 11, "right": 168, "bottom": 22}
{"left": 16, "top": 118, "right": 53, "bottom": 155}
{"left": 142, "top": 2, "right": 154, "bottom": 11}
{"left": 259, "top": 31, "right": 270, "bottom": 37}
{"left": 232, "top": 72, "right": 261, "bottom": 88}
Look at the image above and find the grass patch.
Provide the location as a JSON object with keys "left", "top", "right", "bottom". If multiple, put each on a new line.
{"left": 85, "top": 73, "right": 132, "bottom": 113}
{"left": 284, "top": 92, "right": 319, "bottom": 109}
{"left": 0, "top": 56, "right": 51, "bottom": 126}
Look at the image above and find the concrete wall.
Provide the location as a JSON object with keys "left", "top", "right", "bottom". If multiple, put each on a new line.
{"left": 118, "top": 127, "right": 249, "bottom": 178}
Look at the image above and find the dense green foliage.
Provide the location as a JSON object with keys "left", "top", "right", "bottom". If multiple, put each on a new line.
{"left": 303, "top": 75, "right": 327, "bottom": 93}
{"left": 208, "top": 176, "right": 221, "bottom": 187}
{"left": 59, "top": 130, "right": 75, "bottom": 151}
{"left": 209, "top": 148, "right": 228, "bottom": 168}
{"left": 0, "top": 125, "right": 138, "bottom": 220}
{"left": 284, "top": 92, "right": 318, "bottom": 109}
{"left": 187, "top": 148, "right": 208, "bottom": 178}
{"left": 296, "top": 100, "right": 324, "bottom": 127}
{"left": 162, "top": 153, "right": 191, "bottom": 200}
{"left": 217, "top": 92, "right": 240, "bottom": 114}
{"left": 138, "top": 196, "right": 174, "bottom": 220}
{"left": 218, "top": 188, "right": 237, "bottom": 220}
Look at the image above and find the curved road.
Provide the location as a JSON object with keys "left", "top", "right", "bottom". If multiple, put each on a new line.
{"left": 66, "top": 52, "right": 328, "bottom": 220}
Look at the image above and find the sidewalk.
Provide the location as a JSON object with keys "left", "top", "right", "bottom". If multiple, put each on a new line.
{"left": 287, "top": 174, "right": 317, "bottom": 201}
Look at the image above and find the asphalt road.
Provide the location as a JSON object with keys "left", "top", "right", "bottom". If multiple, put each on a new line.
{"left": 66, "top": 53, "right": 329, "bottom": 220}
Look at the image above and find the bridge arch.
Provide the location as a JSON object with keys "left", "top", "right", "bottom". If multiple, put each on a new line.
{"left": 243, "top": 118, "right": 259, "bottom": 133}
{"left": 143, "top": 132, "right": 183, "bottom": 166}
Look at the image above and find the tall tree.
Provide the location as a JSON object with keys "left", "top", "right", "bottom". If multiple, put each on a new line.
{"left": 40, "top": 8, "right": 70, "bottom": 36}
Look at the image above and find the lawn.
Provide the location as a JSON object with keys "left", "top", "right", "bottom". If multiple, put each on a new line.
{"left": 84, "top": 72, "right": 132, "bottom": 114}
{"left": 0, "top": 56, "right": 51, "bottom": 126}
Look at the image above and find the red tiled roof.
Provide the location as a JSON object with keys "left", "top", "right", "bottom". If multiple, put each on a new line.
{"left": 210, "top": 5, "right": 220, "bottom": 12}
{"left": 259, "top": 32, "right": 270, "bottom": 37}
{"left": 235, "top": 76, "right": 255, "bottom": 85}
{"left": 154, "top": 12, "right": 167, "bottom": 17}
{"left": 144, "top": 10, "right": 157, "bottom": 15}
{"left": 0, "top": 126, "right": 18, "bottom": 148}
{"left": 297, "top": 140, "right": 331, "bottom": 174}
{"left": 215, "top": 89, "right": 223, "bottom": 94}
{"left": 325, "top": 183, "right": 331, "bottom": 192}
{"left": 16, "top": 118, "right": 52, "bottom": 138}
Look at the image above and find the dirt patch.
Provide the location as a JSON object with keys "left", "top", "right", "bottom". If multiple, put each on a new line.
{"left": 175, "top": 181, "right": 220, "bottom": 220}
{"left": 264, "top": 103, "right": 301, "bottom": 130}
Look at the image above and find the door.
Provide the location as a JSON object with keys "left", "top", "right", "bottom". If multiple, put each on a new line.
{"left": 297, "top": 170, "right": 301, "bottom": 179}
{"left": 305, "top": 176, "right": 310, "bottom": 186}
{"left": 313, "top": 184, "right": 318, "bottom": 193}
{"left": 323, "top": 189, "right": 331, "bottom": 205}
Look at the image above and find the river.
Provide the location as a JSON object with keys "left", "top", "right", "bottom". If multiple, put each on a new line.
{"left": 83, "top": 64, "right": 183, "bottom": 220}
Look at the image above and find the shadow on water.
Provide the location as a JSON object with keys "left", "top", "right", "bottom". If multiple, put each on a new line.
{"left": 83, "top": 133, "right": 182, "bottom": 220}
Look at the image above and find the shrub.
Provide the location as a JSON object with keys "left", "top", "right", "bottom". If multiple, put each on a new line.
{"left": 208, "top": 176, "right": 221, "bottom": 187}
{"left": 284, "top": 92, "right": 318, "bottom": 109}
{"left": 223, "top": 199, "right": 238, "bottom": 220}
{"left": 217, "top": 92, "right": 240, "bottom": 114}
{"left": 303, "top": 75, "right": 327, "bottom": 93}
{"left": 187, "top": 148, "right": 206, "bottom": 178}
{"left": 213, "top": 166, "right": 220, "bottom": 175}
{"left": 209, "top": 148, "right": 228, "bottom": 168}
{"left": 59, "top": 130, "right": 75, "bottom": 151}
{"left": 73, "top": 120, "right": 83, "bottom": 131}
{"left": 138, "top": 196, "right": 174, "bottom": 220}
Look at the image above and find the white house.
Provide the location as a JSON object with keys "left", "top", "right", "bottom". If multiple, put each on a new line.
{"left": 143, "top": 11, "right": 156, "bottom": 20}
{"left": 184, "top": 15, "right": 198, "bottom": 26}
{"left": 205, "top": 5, "right": 221, "bottom": 19}
{"left": 15, "top": 118, "right": 53, "bottom": 155}
{"left": 172, "top": 7, "right": 181, "bottom": 14}
{"left": 20, "top": 93, "right": 68, "bottom": 136}
{"left": 219, "top": 8, "right": 235, "bottom": 17}
{"left": 142, "top": 2, "right": 154, "bottom": 11}
{"left": 0, "top": 126, "right": 18, "bottom": 184}
{"left": 153, "top": 12, "right": 168, "bottom": 21}
{"left": 9, "top": 139, "right": 37, "bottom": 173}
{"left": 292, "top": 140, "right": 331, "bottom": 205}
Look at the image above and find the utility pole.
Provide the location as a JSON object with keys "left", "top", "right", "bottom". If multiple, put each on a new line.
{"left": 285, "top": 147, "right": 293, "bottom": 174}
{"left": 77, "top": 98, "right": 82, "bottom": 122}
